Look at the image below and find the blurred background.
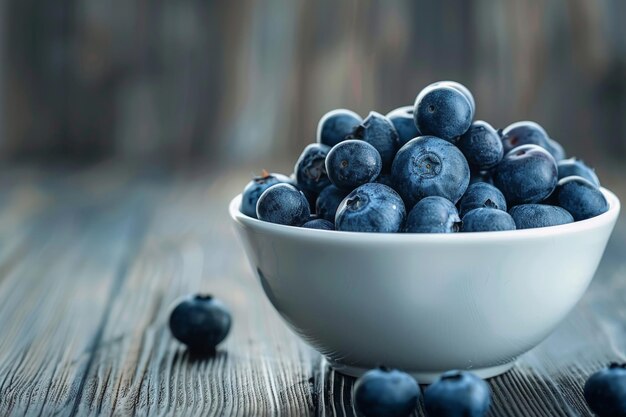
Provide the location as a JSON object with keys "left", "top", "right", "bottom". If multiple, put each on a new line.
{"left": 0, "top": 0, "right": 625, "bottom": 177}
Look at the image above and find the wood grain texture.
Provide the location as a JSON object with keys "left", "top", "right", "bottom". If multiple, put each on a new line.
{"left": 0, "top": 167, "right": 624, "bottom": 416}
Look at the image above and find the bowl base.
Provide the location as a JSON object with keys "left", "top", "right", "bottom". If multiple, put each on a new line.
{"left": 327, "top": 358, "right": 516, "bottom": 383}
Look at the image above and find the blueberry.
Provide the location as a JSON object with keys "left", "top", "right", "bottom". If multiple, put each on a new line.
{"left": 500, "top": 121, "right": 551, "bottom": 155}
{"left": 424, "top": 370, "right": 491, "bottom": 417}
{"left": 414, "top": 84, "right": 473, "bottom": 141}
{"left": 386, "top": 105, "right": 420, "bottom": 147}
{"left": 557, "top": 157, "right": 600, "bottom": 187}
{"left": 169, "top": 294, "right": 231, "bottom": 353}
{"left": 469, "top": 169, "right": 493, "bottom": 185}
{"left": 353, "top": 367, "right": 419, "bottom": 417}
{"left": 456, "top": 120, "right": 503, "bottom": 170}
{"left": 552, "top": 176, "right": 609, "bottom": 221}
{"left": 493, "top": 144, "right": 558, "bottom": 205}
{"left": 430, "top": 80, "right": 476, "bottom": 110}
{"left": 316, "top": 185, "right": 350, "bottom": 222}
{"left": 325, "top": 139, "right": 382, "bottom": 190}
{"left": 461, "top": 208, "right": 516, "bottom": 232}
{"left": 508, "top": 204, "right": 574, "bottom": 229}
{"left": 404, "top": 196, "right": 460, "bottom": 233}
{"left": 294, "top": 143, "right": 332, "bottom": 193}
{"left": 546, "top": 137, "right": 566, "bottom": 161}
{"left": 351, "top": 112, "right": 399, "bottom": 171}
{"left": 317, "top": 109, "right": 362, "bottom": 147}
{"left": 584, "top": 363, "right": 626, "bottom": 417}
{"left": 391, "top": 136, "right": 470, "bottom": 208}
{"left": 240, "top": 170, "right": 292, "bottom": 218}
{"left": 302, "top": 218, "right": 334, "bottom": 230}
{"left": 375, "top": 174, "right": 396, "bottom": 189}
{"left": 335, "top": 183, "right": 406, "bottom": 233}
{"left": 458, "top": 182, "right": 507, "bottom": 217}
{"left": 256, "top": 183, "right": 311, "bottom": 226}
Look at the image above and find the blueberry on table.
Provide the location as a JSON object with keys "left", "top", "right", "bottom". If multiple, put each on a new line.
{"left": 404, "top": 196, "right": 460, "bottom": 233}
{"left": 557, "top": 157, "right": 600, "bottom": 187}
{"left": 424, "top": 370, "right": 491, "bottom": 417}
{"left": 240, "top": 170, "right": 291, "bottom": 218}
{"left": 302, "top": 218, "right": 334, "bottom": 230}
{"left": 294, "top": 143, "right": 332, "bottom": 194}
{"left": 256, "top": 183, "right": 311, "bottom": 226}
{"left": 552, "top": 176, "right": 609, "bottom": 221}
{"left": 353, "top": 367, "right": 419, "bottom": 417}
{"left": 456, "top": 120, "right": 504, "bottom": 170}
{"left": 584, "top": 363, "right": 626, "bottom": 417}
{"left": 335, "top": 183, "right": 406, "bottom": 233}
{"left": 461, "top": 208, "right": 516, "bottom": 232}
{"left": 316, "top": 185, "right": 349, "bottom": 222}
{"left": 317, "top": 109, "right": 363, "bottom": 147}
{"left": 351, "top": 111, "right": 399, "bottom": 171}
{"left": 414, "top": 84, "right": 473, "bottom": 141}
{"left": 391, "top": 136, "right": 470, "bottom": 209}
{"left": 325, "top": 139, "right": 382, "bottom": 190}
{"left": 493, "top": 144, "right": 558, "bottom": 205}
{"left": 386, "top": 105, "right": 420, "bottom": 147}
{"left": 458, "top": 182, "right": 507, "bottom": 217}
{"left": 169, "top": 294, "right": 231, "bottom": 353}
{"left": 500, "top": 121, "right": 551, "bottom": 155}
{"left": 508, "top": 204, "right": 574, "bottom": 229}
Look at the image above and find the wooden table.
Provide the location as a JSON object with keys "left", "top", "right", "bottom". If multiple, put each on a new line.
{"left": 0, "top": 164, "right": 624, "bottom": 416}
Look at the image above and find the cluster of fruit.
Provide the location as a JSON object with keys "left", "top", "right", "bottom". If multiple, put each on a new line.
{"left": 167, "top": 295, "right": 625, "bottom": 416}
{"left": 240, "top": 81, "right": 608, "bottom": 233}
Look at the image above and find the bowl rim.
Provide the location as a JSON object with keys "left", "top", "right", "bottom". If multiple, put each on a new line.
{"left": 229, "top": 187, "right": 620, "bottom": 242}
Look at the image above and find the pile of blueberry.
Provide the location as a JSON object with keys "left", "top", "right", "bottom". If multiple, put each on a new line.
{"left": 241, "top": 81, "right": 609, "bottom": 233}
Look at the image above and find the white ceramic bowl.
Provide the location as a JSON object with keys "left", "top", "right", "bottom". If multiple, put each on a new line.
{"left": 229, "top": 189, "right": 620, "bottom": 383}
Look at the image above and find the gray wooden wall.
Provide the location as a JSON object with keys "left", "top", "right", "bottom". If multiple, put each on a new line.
{"left": 1, "top": 0, "right": 625, "bottom": 165}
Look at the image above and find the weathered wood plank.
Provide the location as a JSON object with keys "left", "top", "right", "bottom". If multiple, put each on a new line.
{"left": 0, "top": 165, "right": 159, "bottom": 416}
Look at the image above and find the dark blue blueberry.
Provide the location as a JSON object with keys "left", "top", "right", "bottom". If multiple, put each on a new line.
{"left": 316, "top": 185, "right": 350, "bottom": 222}
{"left": 353, "top": 367, "right": 419, "bottom": 417}
{"left": 391, "top": 136, "right": 470, "bottom": 208}
{"left": 317, "top": 109, "right": 362, "bottom": 147}
{"left": 508, "top": 204, "right": 574, "bottom": 229}
{"left": 456, "top": 120, "right": 503, "bottom": 170}
{"left": 375, "top": 174, "right": 396, "bottom": 189}
{"left": 351, "top": 112, "right": 399, "bottom": 171}
{"left": 493, "top": 145, "right": 558, "bottom": 205}
{"left": 500, "top": 121, "right": 551, "bottom": 155}
{"left": 461, "top": 208, "right": 516, "bottom": 232}
{"left": 404, "top": 196, "right": 460, "bottom": 233}
{"left": 294, "top": 143, "right": 332, "bottom": 193}
{"left": 546, "top": 137, "right": 566, "bottom": 161}
{"left": 584, "top": 363, "right": 626, "bottom": 417}
{"left": 430, "top": 80, "right": 476, "bottom": 110}
{"left": 424, "top": 370, "right": 491, "bottom": 417}
{"left": 325, "top": 139, "right": 382, "bottom": 190}
{"left": 414, "top": 84, "right": 473, "bottom": 141}
{"left": 240, "top": 171, "right": 291, "bottom": 218}
{"left": 458, "top": 182, "right": 507, "bottom": 217}
{"left": 552, "top": 176, "right": 609, "bottom": 221}
{"left": 557, "top": 157, "right": 600, "bottom": 187}
{"left": 469, "top": 169, "right": 493, "bottom": 185}
{"left": 386, "top": 105, "right": 420, "bottom": 147}
{"left": 335, "top": 183, "right": 406, "bottom": 233}
{"left": 302, "top": 218, "right": 334, "bottom": 230}
{"left": 169, "top": 294, "right": 231, "bottom": 353}
{"left": 256, "top": 183, "right": 311, "bottom": 226}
